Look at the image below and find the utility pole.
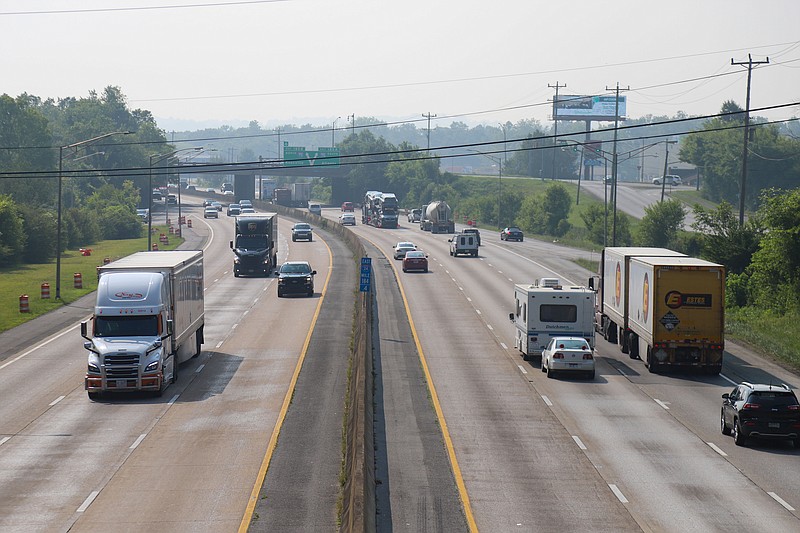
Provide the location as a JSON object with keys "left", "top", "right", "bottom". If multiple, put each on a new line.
{"left": 732, "top": 54, "right": 769, "bottom": 226}
{"left": 422, "top": 112, "right": 437, "bottom": 151}
{"left": 605, "top": 82, "right": 629, "bottom": 246}
{"left": 348, "top": 114, "right": 355, "bottom": 137}
{"left": 660, "top": 140, "right": 677, "bottom": 202}
{"left": 548, "top": 81, "right": 566, "bottom": 180}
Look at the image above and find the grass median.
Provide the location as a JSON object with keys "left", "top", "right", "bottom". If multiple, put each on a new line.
{"left": 0, "top": 226, "right": 183, "bottom": 334}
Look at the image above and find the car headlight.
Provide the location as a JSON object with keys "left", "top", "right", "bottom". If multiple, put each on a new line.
{"left": 144, "top": 361, "right": 160, "bottom": 372}
{"left": 305, "top": 276, "right": 313, "bottom": 282}
{"left": 87, "top": 363, "right": 100, "bottom": 374}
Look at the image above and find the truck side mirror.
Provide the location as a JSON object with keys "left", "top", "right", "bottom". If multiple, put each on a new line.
{"left": 509, "top": 313, "right": 515, "bottom": 322}
{"left": 588, "top": 278, "right": 594, "bottom": 290}
{"left": 164, "top": 319, "right": 174, "bottom": 339}
{"left": 80, "top": 321, "right": 89, "bottom": 340}
{"left": 229, "top": 240, "right": 234, "bottom": 249}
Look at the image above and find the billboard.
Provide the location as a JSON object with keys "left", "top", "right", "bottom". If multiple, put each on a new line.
{"left": 553, "top": 95, "right": 627, "bottom": 121}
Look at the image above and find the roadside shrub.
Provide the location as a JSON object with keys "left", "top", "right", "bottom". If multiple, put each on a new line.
{"left": 0, "top": 194, "right": 25, "bottom": 266}
{"left": 98, "top": 205, "right": 143, "bottom": 240}
{"left": 18, "top": 204, "right": 57, "bottom": 263}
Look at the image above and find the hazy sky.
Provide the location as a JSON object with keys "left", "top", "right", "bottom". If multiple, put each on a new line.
{"left": 3, "top": 0, "right": 799, "bottom": 132}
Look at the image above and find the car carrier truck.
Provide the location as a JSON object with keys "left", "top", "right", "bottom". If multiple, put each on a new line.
{"left": 362, "top": 190, "right": 399, "bottom": 228}
{"left": 230, "top": 213, "right": 278, "bottom": 277}
{"left": 509, "top": 278, "right": 595, "bottom": 360}
{"left": 81, "top": 250, "right": 204, "bottom": 399}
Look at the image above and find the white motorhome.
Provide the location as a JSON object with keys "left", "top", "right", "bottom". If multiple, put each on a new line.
{"left": 81, "top": 250, "right": 204, "bottom": 399}
{"left": 509, "top": 278, "right": 595, "bottom": 360}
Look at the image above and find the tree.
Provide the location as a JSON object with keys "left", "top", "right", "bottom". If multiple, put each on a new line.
{"left": 746, "top": 188, "right": 800, "bottom": 312}
{"left": 636, "top": 199, "right": 686, "bottom": 248}
{"left": 0, "top": 195, "right": 26, "bottom": 266}
{"left": 691, "top": 201, "right": 762, "bottom": 274}
{"left": 18, "top": 204, "right": 57, "bottom": 263}
{"left": 516, "top": 183, "right": 572, "bottom": 236}
{"left": 580, "top": 202, "right": 633, "bottom": 246}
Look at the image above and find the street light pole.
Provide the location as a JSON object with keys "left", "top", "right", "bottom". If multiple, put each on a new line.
{"left": 332, "top": 116, "right": 341, "bottom": 147}
{"left": 56, "top": 130, "right": 133, "bottom": 299}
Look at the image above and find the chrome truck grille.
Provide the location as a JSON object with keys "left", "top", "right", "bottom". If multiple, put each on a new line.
{"left": 103, "top": 353, "right": 140, "bottom": 379}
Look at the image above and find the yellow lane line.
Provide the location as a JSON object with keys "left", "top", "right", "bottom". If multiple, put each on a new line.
{"left": 363, "top": 236, "right": 478, "bottom": 533}
{"left": 238, "top": 234, "right": 334, "bottom": 532}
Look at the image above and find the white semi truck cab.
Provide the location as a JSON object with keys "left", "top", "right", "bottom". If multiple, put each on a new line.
{"left": 81, "top": 251, "right": 204, "bottom": 399}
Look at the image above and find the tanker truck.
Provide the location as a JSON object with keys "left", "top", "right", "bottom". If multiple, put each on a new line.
{"left": 420, "top": 200, "right": 455, "bottom": 233}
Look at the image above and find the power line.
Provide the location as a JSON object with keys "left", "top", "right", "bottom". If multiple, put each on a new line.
{"left": 0, "top": 0, "right": 287, "bottom": 16}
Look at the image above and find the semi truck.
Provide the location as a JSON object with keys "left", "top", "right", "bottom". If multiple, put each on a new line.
{"left": 590, "top": 247, "right": 725, "bottom": 374}
{"left": 362, "top": 190, "right": 399, "bottom": 228}
{"left": 80, "top": 250, "right": 205, "bottom": 399}
{"left": 273, "top": 187, "right": 292, "bottom": 206}
{"left": 420, "top": 200, "right": 455, "bottom": 233}
{"left": 509, "top": 278, "right": 595, "bottom": 361}
{"left": 230, "top": 213, "right": 278, "bottom": 277}
{"left": 592, "top": 247, "right": 686, "bottom": 348}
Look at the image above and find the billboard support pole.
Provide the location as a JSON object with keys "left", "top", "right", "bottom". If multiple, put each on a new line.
{"left": 548, "top": 81, "right": 566, "bottom": 180}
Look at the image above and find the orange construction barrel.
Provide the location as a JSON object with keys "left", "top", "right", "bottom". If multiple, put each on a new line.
{"left": 74, "top": 272, "right": 83, "bottom": 289}
{"left": 41, "top": 283, "right": 50, "bottom": 299}
{"left": 19, "top": 294, "right": 29, "bottom": 313}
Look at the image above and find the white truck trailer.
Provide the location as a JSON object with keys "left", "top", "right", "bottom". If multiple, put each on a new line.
{"left": 81, "top": 250, "right": 204, "bottom": 399}
{"left": 509, "top": 278, "right": 595, "bottom": 360}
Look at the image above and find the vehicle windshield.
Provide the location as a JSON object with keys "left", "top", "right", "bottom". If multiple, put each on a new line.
{"left": 95, "top": 315, "right": 158, "bottom": 337}
{"left": 750, "top": 392, "right": 799, "bottom": 407}
{"left": 406, "top": 251, "right": 425, "bottom": 258}
{"left": 294, "top": 224, "right": 311, "bottom": 230}
{"left": 508, "top": 227, "right": 521, "bottom": 232}
{"left": 236, "top": 235, "right": 268, "bottom": 249}
{"left": 280, "top": 263, "right": 311, "bottom": 274}
{"left": 554, "top": 339, "right": 589, "bottom": 350}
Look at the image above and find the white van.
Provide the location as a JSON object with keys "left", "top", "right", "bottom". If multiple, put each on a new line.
{"left": 448, "top": 233, "right": 478, "bottom": 257}
{"left": 308, "top": 202, "right": 322, "bottom": 215}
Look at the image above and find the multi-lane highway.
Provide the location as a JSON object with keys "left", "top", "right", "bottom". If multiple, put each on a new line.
{"left": 326, "top": 207, "right": 799, "bottom": 531}
{"left": 0, "top": 197, "right": 797, "bottom": 532}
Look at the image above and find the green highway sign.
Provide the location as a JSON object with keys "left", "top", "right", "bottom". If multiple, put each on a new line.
{"left": 283, "top": 145, "right": 340, "bottom": 167}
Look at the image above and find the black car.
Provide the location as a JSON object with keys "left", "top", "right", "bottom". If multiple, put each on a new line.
{"left": 291, "top": 222, "right": 313, "bottom": 242}
{"left": 721, "top": 382, "right": 800, "bottom": 447}
{"left": 277, "top": 261, "right": 316, "bottom": 297}
{"left": 461, "top": 227, "right": 481, "bottom": 246}
{"left": 500, "top": 226, "right": 524, "bottom": 242}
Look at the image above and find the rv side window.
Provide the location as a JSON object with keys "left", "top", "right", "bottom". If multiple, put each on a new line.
{"left": 539, "top": 304, "right": 577, "bottom": 323}
{"left": 522, "top": 303, "right": 527, "bottom": 322}
{"left": 515, "top": 298, "right": 521, "bottom": 317}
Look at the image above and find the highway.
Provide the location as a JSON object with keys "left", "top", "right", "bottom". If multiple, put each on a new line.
{"left": 0, "top": 196, "right": 797, "bottom": 532}
{"left": 327, "top": 207, "right": 799, "bottom": 531}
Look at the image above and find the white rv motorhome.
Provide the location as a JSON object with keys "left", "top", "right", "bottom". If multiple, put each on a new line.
{"left": 509, "top": 278, "right": 595, "bottom": 360}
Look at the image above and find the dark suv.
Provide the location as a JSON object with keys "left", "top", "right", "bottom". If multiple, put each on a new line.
{"left": 277, "top": 261, "right": 316, "bottom": 297}
{"left": 721, "top": 382, "right": 800, "bottom": 447}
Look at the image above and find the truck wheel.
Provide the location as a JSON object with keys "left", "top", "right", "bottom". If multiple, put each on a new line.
{"left": 234, "top": 271, "right": 240, "bottom": 278}
{"left": 522, "top": 351, "right": 529, "bottom": 362}
{"left": 193, "top": 330, "right": 202, "bottom": 358}
{"left": 88, "top": 391, "right": 101, "bottom": 401}
{"left": 628, "top": 332, "right": 639, "bottom": 359}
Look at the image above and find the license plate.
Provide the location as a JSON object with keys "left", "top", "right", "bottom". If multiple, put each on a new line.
{"left": 116, "top": 379, "right": 127, "bottom": 388}
{"left": 768, "top": 422, "right": 780, "bottom": 428}
{"left": 568, "top": 363, "right": 578, "bottom": 367}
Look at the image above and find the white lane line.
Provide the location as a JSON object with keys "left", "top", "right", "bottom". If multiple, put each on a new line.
{"left": 609, "top": 484, "right": 629, "bottom": 503}
{"left": 129, "top": 434, "right": 147, "bottom": 450}
{"left": 0, "top": 437, "right": 10, "bottom": 446}
{"left": 224, "top": 271, "right": 229, "bottom": 275}
{"left": 616, "top": 367, "right": 627, "bottom": 376}
{"left": 572, "top": 436, "right": 587, "bottom": 450}
{"left": 215, "top": 341, "right": 223, "bottom": 349}
{"left": 49, "top": 396, "right": 65, "bottom": 407}
{"left": 720, "top": 373, "right": 737, "bottom": 386}
{"left": 263, "top": 286, "right": 267, "bottom": 292}
{"left": 476, "top": 309, "right": 482, "bottom": 315}
{"left": 0, "top": 322, "right": 81, "bottom": 371}
{"left": 487, "top": 324, "right": 494, "bottom": 331}
{"left": 445, "top": 269, "right": 450, "bottom": 274}
{"left": 204, "top": 287, "right": 208, "bottom": 291}
{"left": 458, "top": 286, "right": 463, "bottom": 291}
{"left": 707, "top": 442, "right": 727, "bottom": 457}
{"left": 466, "top": 297, "right": 472, "bottom": 302}
{"left": 254, "top": 298, "right": 259, "bottom": 303}
{"left": 487, "top": 263, "right": 493, "bottom": 267}
{"left": 77, "top": 491, "right": 99, "bottom": 512}
{"left": 508, "top": 278, "right": 513, "bottom": 282}
{"left": 768, "top": 492, "right": 795, "bottom": 511}
{"left": 541, "top": 395, "right": 553, "bottom": 406}
{"left": 243, "top": 310, "right": 249, "bottom": 317}
{"left": 517, "top": 365, "right": 528, "bottom": 374}
{"left": 214, "top": 278, "right": 219, "bottom": 283}
{"left": 195, "top": 364, "right": 205, "bottom": 373}
{"left": 498, "top": 270, "right": 503, "bottom": 274}
{"left": 654, "top": 399, "right": 670, "bottom": 410}
{"left": 231, "top": 323, "right": 238, "bottom": 329}
{"left": 500, "top": 342, "right": 508, "bottom": 350}
{"left": 167, "top": 394, "right": 179, "bottom": 405}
